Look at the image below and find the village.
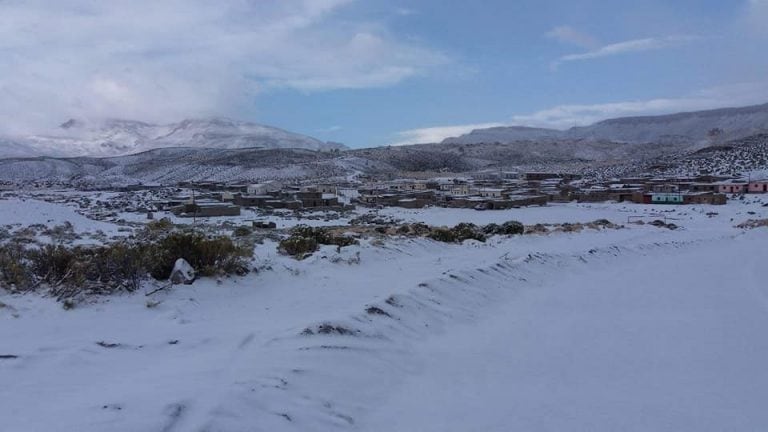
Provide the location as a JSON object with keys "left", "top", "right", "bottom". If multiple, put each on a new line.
{"left": 135, "top": 170, "right": 768, "bottom": 219}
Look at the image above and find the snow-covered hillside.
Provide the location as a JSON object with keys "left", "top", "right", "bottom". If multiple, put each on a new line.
{"left": 0, "top": 118, "right": 346, "bottom": 158}
{"left": 445, "top": 102, "right": 768, "bottom": 146}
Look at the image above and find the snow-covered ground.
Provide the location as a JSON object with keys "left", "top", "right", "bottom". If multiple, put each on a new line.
{"left": 2, "top": 196, "right": 768, "bottom": 431}
{"left": 0, "top": 197, "right": 122, "bottom": 236}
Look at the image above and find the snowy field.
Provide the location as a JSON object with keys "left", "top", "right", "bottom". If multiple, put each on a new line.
{"left": 2, "top": 194, "right": 768, "bottom": 431}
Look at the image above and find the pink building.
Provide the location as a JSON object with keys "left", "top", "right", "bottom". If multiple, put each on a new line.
{"left": 718, "top": 182, "right": 748, "bottom": 194}
{"left": 748, "top": 180, "right": 768, "bottom": 193}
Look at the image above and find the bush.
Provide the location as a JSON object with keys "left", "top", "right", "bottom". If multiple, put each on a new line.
{"left": 29, "top": 245, "right": 84, "bottom": 287}
{"left": 279, "top": 225, "right": 358, "bottom": 258}
{"left": 0, "top": 231, "right": 252, "bottom": 299}
{"left": 500, "top": 220, "right": 525, "bottom": 235}
{"left": 482, "top": 223, "right": 501, "bottom": 235}
{"left": 233, "top": 226, "right": 252, "bottom": 237}
{"left": 278, "top": 236, "right": 319, "bottom": 258}
{"left": 88, "top": 243, "right": 148, "bottom": 292}
{"left": 145, "top": 218, "right": 174, "bottom": 233}
{"left": 427, "top": 228, "right": 456, "bottom": 243}
{"left": 0, "top": 244, "right": 31, "bottom": 290}
{"left": 428, "top": 223, "right": 486, "bottom": 243}
{"left": 452, "top": 223, "right": 485, "bottom": 242}
{"left": 408, "top": 222, "right": 431, "bottom": 236}
{"left": 483, "top": 221, "right": 524, "bottom": 236}
{"left": 149, "top": 232, "right": 251, "bottom": 279}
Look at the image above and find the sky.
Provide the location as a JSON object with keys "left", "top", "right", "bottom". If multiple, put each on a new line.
{"left": 0, "top": 0, "right": 767, "bottom": 147}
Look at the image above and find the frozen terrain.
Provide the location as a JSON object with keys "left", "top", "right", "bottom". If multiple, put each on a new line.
{"left": 2, "top": 197, "right": 768, "bottom": 431}
{"left": 0, "top": 118, "right": 346, "bottom": 159}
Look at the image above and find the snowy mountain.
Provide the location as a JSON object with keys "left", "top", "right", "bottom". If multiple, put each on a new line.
{"left": 0, "top": 118, "right": 347, "bottom": 158}
{"left": 442, "top": 126, "right": 564, "bottom": 144}
{"left": 444, "top": 102, "right": 768, "bottom": 145}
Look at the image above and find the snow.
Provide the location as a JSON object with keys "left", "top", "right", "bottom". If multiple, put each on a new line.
{"left": 0, "top": 117, "right": 345, "bottom": 159}
{"left": 2, "top": 197, "right": 768, "bottom": 431}
{"left": 364, "top": 232, "right": 768, "bottom": 432}
{"left": 375, "top": 200, "right": 768, "bottom": 229}
{"left": 0, "top": 196, "right": 123, "bottom": 236}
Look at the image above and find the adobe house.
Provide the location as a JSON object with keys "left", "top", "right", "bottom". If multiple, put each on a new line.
{"left": 507, "top": 195, "right": 548, "bottom": 207}
{"left": 234, "top": 195, "right": 273, "bottom": 207}
{"left": 170, "top": 203, "right": 241, "bottom": 217}
{"left": 748, "top": 180, "right": 768, "bottom": 193}
{"left": 717, "top": 181, "right": 748, "bottom": 194}
{"left": 295, "top": 190, "right": 340, "bottom": 208}
{"left": 524, "top": 172, "right": 581, "bottom": 182}
{"left": 651, "top": 193, "right": 684, "bottom": 204}
{"left": 683, "top": 193, "right": 727, "bottom": 205}
{"left": 650, "top": 184, "right": 680, "bottom": 194}
{"left": 311, "top": 184, "right": 338, "bottom": 194}
{"left": 689, "top": 183, "right": 718, "bottom": 193}
{"left": 476, "top": 188, "right": 504, "bottom": 199}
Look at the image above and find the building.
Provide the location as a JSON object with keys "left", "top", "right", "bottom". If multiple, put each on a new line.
{"left": 718, "top": 181, "right": 749, "bottom": 194}
{"left": 170, "top": 203, "right": 241, "bottom": 217}
{"left": 247, "top": 181, "right": 282, "bottom": 195}
{"left": 651, "top": 193, "right": 684, "bottom": 204}
{"left": 683, "top": 193, "right": 727, "bottom": 205}
{"left": 748, "top": 180, "right": 768, "bottom": 193}
{"left": 476, "top": 188, "right": 504, "bottom": 199}
{"left": 295, "top": 190, "right": 340, "bottom": 208}
{"left": 234, "top": 195, "right": 274, "bottom": 207}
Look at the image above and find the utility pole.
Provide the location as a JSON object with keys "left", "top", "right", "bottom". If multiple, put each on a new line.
{"left": 192, "top": 187, "right": 196, "bottom": 229}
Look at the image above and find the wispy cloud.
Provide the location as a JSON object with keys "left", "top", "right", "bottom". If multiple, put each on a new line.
{"left": 391, "top": 122, "right": 505, "bottom": 146}
{"left": 0, "top": 0, "right": 448, "bottom": 133}
{"left": 552, "top": 35, "right": 701, "bottom": 69}
{"left": 395, "top": 7, "right": 417, "bottom": 16}
{"left": 545, "top": 26, "right": 599, "bottom": 49}
{"left": 317, "top": 125, "right": 343, "bottom": 133}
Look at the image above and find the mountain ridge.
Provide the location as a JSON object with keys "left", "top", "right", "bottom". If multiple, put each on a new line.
{"left": 0, "top": 117, "right": 347, "bottom": 158}
{"left": 443, "top": 102, "right": 768, "bottom": 145}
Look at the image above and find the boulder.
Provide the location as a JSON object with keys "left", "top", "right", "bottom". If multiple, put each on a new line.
{"left": 169, "top": 258, "right": 195, "bottom": 285}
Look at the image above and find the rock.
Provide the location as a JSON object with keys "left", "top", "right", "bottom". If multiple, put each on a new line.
{"left": 169, "top": 258, "right": 196, "bottom": 285}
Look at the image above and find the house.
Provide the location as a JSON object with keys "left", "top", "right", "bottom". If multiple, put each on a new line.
{"left": 247, "top": 181, "right": 282, "bottom": 195}
{"left": 170, "top": 203, "right": 241, "bottom": 217}
{"left": 524, "top": 172, "right": 581, "bottom": 181}
{"left": 449, "top": 184, "right": 471, "bottom": 196}
{"left": 234, "top": 195, "right": 273, "bottom": 207}
{"left": 477, "top": 188, "right": 504, "bottom": 199}
{"left": 651, "top": 193, "right": 684, "bottom": 204}
{"left": 650, "top": 184, "right": 680, "bottom": 193}
{"left": 748, "top": 180, "right": 768, "bottom": 193}
{"left": 683, "top": 193, "right": 727, "bottom": 205}
{"left": 689, "top": 183, "right": 719, "bottom": 193}
{"left": 295, "top": 190, "right": 340, "bottom": 208}
{"left": 717, "top": 181, "right": 748, "bottom": 194}
{"left": 311, "top": 184, "right": 338, "bottom": 194}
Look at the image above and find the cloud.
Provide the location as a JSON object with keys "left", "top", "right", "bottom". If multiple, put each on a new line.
{"left": 0, "top": 0, "right": 447, "bottom": 133}
{"left": 391, "top": 122, "right": 505, "bottom": 146}
{"left": 545, "top": 26, "right": 599, "bottom": 49}
{"left": 395, "top": 7, "right": 417, "bottom": 16}
{"left": 552, "top": 35, "right": 701, "bottom": 69}
{"left": 317, "top": 125, "right": 343, "bottom": 133}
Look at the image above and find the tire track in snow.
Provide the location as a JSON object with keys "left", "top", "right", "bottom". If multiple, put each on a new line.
{"left": 190, "top": 236, "right": 728, "bottom": 431}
